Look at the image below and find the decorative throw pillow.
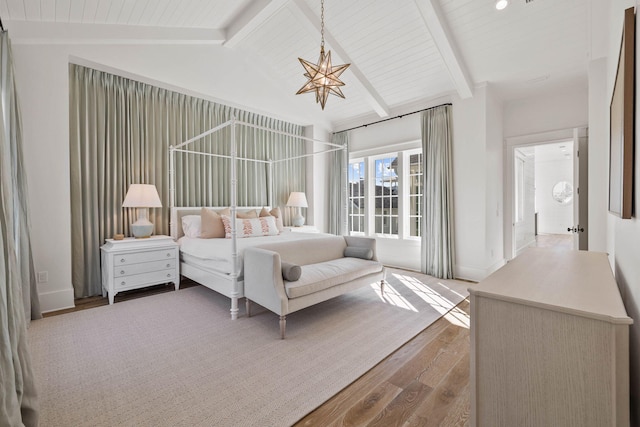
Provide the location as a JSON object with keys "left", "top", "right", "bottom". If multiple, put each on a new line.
{"left": 344, "top": 246, "right": 374, "bottom": 260}
{"left": 181, "top": 215, "right": 201, "bottom": 238}
{"left": 200, "top": 208, "right": 225, "bottom": 238}
{"left": 269, "top": 207, "right": 285, "bottom": 232}
{"left": 259, "top": 207, "right": 270, "bottom": 217}
{"left": 221, "top": 215, "right": 279, "bottom": 238}
{"left": 237, "top": 209, "right": 258, "bottom": 219}
{"left": 281, "top": 262, "right": 302, "bottom": 282}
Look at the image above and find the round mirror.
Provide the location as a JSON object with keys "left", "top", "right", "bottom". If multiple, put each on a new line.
{"left": 552, "top": 181, "right": 573, "bottom": 204}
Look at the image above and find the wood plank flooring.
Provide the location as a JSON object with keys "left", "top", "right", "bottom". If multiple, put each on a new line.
{"left": 294, "top": 300, "right": 471, "bottom": 427}
{"left": 45, "top": 281, "right": 472, "bottom": 426}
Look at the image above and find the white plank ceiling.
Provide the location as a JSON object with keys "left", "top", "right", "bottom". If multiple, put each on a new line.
{"left": 1, "top": 0, "right": 591, "bottom": 129}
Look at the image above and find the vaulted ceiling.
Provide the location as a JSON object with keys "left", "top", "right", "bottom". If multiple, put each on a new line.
{"left": 1, "top": 0, "right": 592, "bottom": 130}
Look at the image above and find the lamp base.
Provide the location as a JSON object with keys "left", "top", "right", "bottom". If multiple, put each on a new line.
{"left": 131, "top": 223, "right": 153, "bottom": 238}
{"left": 131, "top": 210, "right": 154, "bottom": 238}
{"left": 292, "top": 214, "right": 305, "bottom": 227}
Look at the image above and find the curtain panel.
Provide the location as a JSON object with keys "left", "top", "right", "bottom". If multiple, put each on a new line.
{"left": 0, "top": 31, "right": 39, "bottom": 427}
{"left": 69, "top": 64, "right": 305, "bottom": 298}
{"left": 421, "top": 105, "right": 455, "bottom": 279}
{"left": 328, "top": 132, "right": 349, "bottom": 235}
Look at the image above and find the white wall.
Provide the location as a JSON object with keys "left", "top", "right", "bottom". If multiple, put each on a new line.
{"left": 604, "top": 1, "right": 640, "bottom": 422}
{"left": 485, "top": 85, "right": 505, "bottom": 269}
{"left": 503, "top": 80, "right": 589, "bottom": 139}
{"left": 452, "top": 85, "right": 505, "bottom": 281}
{"left": 535, "top": 157, "right": 574, "bottom": 234}
{"left": 514, "top": 150, "right": 536, "bottom": 252}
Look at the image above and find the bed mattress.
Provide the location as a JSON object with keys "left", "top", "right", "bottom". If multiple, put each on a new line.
{"left": 178, "top": 230, "right": 328, "bottom": 277}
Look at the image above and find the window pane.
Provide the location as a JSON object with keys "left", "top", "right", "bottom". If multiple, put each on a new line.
{"left": 410, "top": 217, "right": 419, "bottom": 236}
{"left": 348, "top": 161, "right": 365, "bottom": 234}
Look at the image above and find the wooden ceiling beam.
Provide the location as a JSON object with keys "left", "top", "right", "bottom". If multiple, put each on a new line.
{"left": 414, "top": 0, "right": 474, "bottom": 99}
{"left": 289, "top": 0, "right": 390, "bottom": 118}
{"left": 224, "top": 0, "right": 290, "bottom": 48}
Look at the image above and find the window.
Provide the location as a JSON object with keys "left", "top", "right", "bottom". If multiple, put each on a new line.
{"left": 408, "top": 152, "right": 423, "bottom": 237}
{"left": 374, "top": 156, "right": 398, "bottom": 236}
{"left": 348, "top": 160, "right": 365, "bottom": 234}
{"left": 348, "top": 148, "right": 422, "bottom": 239}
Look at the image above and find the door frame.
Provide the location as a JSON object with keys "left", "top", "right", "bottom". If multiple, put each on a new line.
{"left": 504, "top": 127, "right": 588, "bottom": 260}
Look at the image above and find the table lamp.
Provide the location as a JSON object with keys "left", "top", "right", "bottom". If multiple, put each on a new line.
{"left": 122, "top": 184, "right": 162, "bottom": 238}
{"left": 287, "top": 192, "right": 308, "bottom": 227}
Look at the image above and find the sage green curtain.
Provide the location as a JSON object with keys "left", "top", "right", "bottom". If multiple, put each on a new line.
{"left": 69, "top": 64, "right": 305, "bottom": 298}
{"left": 328, "top": 132, "right": 348, "bottom": 235}
{"left": 421, "top": 105, "right": 455, "bottom": 279}
{"left": 0, "top": 31, "right": 39, "bottom": 427}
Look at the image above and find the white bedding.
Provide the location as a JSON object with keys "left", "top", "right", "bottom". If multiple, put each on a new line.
{"left": 178, "top": 230, "right": 328, "bottom": 277}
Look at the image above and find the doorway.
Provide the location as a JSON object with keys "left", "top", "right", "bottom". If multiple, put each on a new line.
{"left": 513, "top": 142, "right": 574, "bottom": 253}
{"left": 504, "top": 128, "right": 588, "bottom": 260}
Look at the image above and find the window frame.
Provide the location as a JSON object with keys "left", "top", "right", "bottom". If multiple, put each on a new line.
{"left": 347, "top": 158, "right": 366, "bottom": 236}
{"left": 371, "top": 153, "right": 400, "bottom": 238}
{"left": 348, "top": 146, "right": 422, "bottom": 241}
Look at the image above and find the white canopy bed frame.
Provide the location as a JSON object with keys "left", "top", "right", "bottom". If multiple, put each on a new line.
{"left": 169, "top": 117, "right": 344, "bottom": 319}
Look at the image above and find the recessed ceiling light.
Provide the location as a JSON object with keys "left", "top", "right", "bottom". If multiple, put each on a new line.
{"left": 496, "top": 0, "right": 508, "bottom": 10}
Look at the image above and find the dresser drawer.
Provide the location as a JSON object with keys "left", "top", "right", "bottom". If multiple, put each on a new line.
{"left": 115, "top": 269, "right": 177, "bottom": 289}
{"left": 114, "top": 248, "right": 176, "bottom": 266}
{"left": 114, "top": 259, "right": 176, "bottom": 277}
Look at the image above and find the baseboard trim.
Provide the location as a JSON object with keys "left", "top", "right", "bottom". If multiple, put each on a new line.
{"left": 39, "top": 288, "right": 75, "bottom": 313}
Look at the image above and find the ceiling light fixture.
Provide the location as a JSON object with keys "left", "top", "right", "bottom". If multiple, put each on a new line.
{"left": 296, "top": 0, "right": 350, "bottom": 110}
{"left": 495, "top": 0, "right": 508, "bottom": 10}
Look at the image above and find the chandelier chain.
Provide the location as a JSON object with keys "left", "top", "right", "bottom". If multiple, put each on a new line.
{"left": 320, "top": 0, "right": 325, "bottom": 51}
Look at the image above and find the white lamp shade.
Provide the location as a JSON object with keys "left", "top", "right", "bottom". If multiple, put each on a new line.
{"left": 286, "top": 192, "right": 308, "bottom": 208}
{"left": 122, "top": 184, "right": 162, "bottom": 208}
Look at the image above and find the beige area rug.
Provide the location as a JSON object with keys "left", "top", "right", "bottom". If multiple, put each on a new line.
{"left": 28, "top": 268, "right": 469, "bottom": 427}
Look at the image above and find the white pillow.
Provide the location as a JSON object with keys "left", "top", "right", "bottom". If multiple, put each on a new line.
{"left": 181, "top": 215, "right": 201, "bottom": 238}
{"left": 221, "top": 215, "right": 279, "bottom": 238}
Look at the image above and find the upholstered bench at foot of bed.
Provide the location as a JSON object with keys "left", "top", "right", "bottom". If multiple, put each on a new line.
{"left": 244, "top": 235, "right": 385, "bottom": 339}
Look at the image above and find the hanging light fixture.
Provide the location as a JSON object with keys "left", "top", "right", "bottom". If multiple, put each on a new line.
{"left": 296, "top": 0, "right": 350, "bottom": 110}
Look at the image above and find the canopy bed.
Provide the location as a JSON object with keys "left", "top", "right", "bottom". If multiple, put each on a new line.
{"left": 169, "top": 117, "right": 343, "bottom": 319}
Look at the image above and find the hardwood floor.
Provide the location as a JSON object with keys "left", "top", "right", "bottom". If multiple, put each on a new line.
{"left": 534, "top": 233, "right": 573, "bottom": 250}
{"left": 45, "top": 280, "right": 472, "bottom": 426}
{"left": 295, "top": 299, "right": 471, "bottom": 427}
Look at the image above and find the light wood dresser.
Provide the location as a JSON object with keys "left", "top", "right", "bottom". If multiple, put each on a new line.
{"left": 469, "top": 248, "right": 632, "bottom": 427}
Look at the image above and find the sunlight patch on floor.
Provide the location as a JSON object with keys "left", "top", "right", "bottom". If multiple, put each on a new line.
{"left": 433, "top": 281, "right": 468, "bottom": 300}
{"left": 370, "top": 282, "right": 418, "bottom": 312}
{"left": 444, "top": 305, "right": 470, "bottom": 329}
{"left": 393, "top": 273, "right": 454, "bottom": 316}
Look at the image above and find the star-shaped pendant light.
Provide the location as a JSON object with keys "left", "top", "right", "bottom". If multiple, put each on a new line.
{"left": 296, "top": 0, "right": 350, "bottom": 110}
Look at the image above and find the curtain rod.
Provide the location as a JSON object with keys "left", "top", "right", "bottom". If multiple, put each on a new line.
{"left": 334, "top": 103, "right": 452, "bottom": 134}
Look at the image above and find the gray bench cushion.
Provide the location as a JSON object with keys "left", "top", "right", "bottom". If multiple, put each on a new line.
{"left": 284, "top": 257, "right": 384, "bottom": 299}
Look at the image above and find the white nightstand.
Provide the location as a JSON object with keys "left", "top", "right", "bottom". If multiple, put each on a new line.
{"left": 100, "top": 235, "right": 180, "bottom": 304}
{"left": 286, "top": 225, "right": 319, "bottom": 233}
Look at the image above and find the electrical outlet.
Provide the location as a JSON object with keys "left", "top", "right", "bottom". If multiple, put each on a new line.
{"left": 37, "top": 271, "right": 48, "bottom": 284}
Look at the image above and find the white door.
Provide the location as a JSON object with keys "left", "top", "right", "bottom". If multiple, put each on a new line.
{"left": 572, "top": 129, "right": 589, "bottom": 250}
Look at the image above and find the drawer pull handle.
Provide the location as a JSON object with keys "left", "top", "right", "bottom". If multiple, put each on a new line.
{"left": 120, "top": 258, "right": 125, "bottom": 263}
{"left": 166, "top": 264, "right": 170, "bottom": 268}
{"left": 167, "top": 273, "right": 171, "bottom": 278}
{"left": 167, "top": 253, "right": 171, "bottom": 257}
{"left": 120, "top": 270, "right": 125, "bottom": 275}
{"left": 121, "top": 281, "right": 125, "bottom": 286}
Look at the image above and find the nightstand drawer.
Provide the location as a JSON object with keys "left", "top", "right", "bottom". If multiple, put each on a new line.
{"left": 115, "top": 269, "right": 177, "bottom": 289}
{"left": 115, "top": 248, "right": 177, "bottom": 266}
{"left": 114, "top": 259, "right": 177, "bottom": 277}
